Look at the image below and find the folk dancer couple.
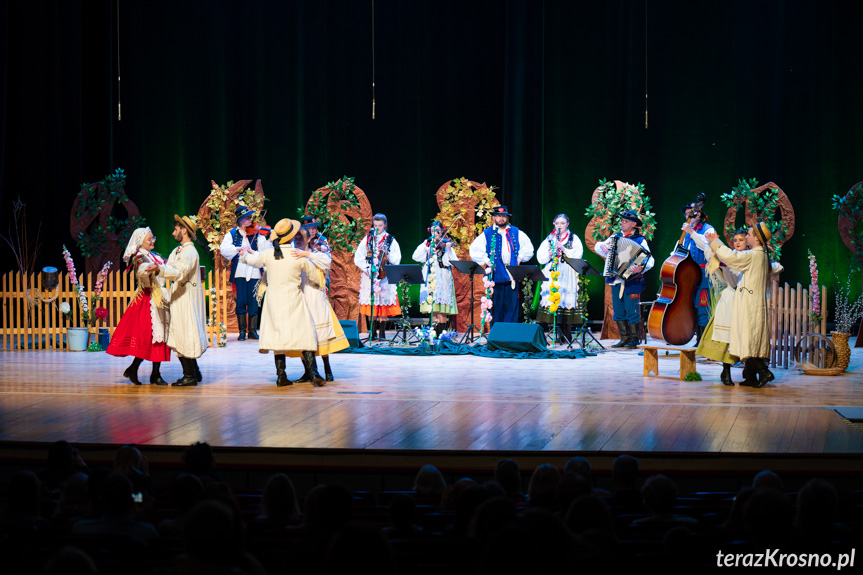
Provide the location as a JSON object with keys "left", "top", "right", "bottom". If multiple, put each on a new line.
{"left": 242, "top": 218, "right": 348, "bottom": 387}
{"left": 696, "top": 223, "right": 783, "bottom": 388}
{"left": 107, "top": 216, "right": 209, "bottom": 386}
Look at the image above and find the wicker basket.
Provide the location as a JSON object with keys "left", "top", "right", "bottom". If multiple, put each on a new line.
{"left": 800, "top": 366, "right": 845, "bottom": 376}
{"left": 830, "top": 332, "right": 852, "bottom": 372}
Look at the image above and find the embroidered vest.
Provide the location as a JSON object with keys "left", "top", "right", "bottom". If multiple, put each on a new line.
{"left": 229, "top": 228, "right": 260, "bottom": 282}
{"left": 484, "top": 225, "right": 520, "bottom": 283}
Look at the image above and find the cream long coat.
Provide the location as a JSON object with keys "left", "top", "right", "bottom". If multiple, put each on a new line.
{"left": 709, "top": 241, "right": 771, "bottom": 360}
{"left": 161, "top": 242, "right": 208, "bottom": 359}
{"left": 242, "top": 249, "right": 319, "bottom": 354}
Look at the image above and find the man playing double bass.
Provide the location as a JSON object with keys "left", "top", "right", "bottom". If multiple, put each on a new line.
{"left": 594, "top": 210, "right": 655, "bottom": 348}
{"left": 678, "top": 199, "right": 715, "bottom": 346}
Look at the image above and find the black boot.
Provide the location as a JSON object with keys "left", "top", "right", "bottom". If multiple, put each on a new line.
{"left": 302, "top": 351, "right": 325, "bottom": 387}
{"left": 150, "top": 362, "right": 168, "bottom": 385}
{"left": 322, "top": 355, "right": 334, "bottom": 382}
{"left": 740, "top": 358, "right": 758, "bottom": 387}
{"left": 237, "top": 314, "right": 247, "bottom": 341}
{"left": 561, "top": 322, "right": 572, "bottom": 344}
{"left": 693, "top": 324, "right": 704, "bottom": 348}
{"left": 124, "top": 357, "right": 143, "bottom": 385}
{"left": 172, "top": 357, "right": 198, "bottom": 387}
{"left": 625, "top": 322, "right": 640, "bottom": 348}
{"left": 193, "top": 359, "right": 202, "bottom": 383}
{"left": 248, "top": 315, "right": 259, "bottom": 340}
{"left": 434, "top": 323, "right": 446, "bottom": 337}
{"left": 378, "top": 321, "right": 387, "bottom": 341}
{"left": 753, "top": 358, "right": 774, "bottom": 388}
{"left": 720, "top": 363, "right": 735, "bottom": 386}
{"left": 611, "top": 321, "right": 630, "bottom": 348}
{"left": 275, "top": 354, "right": 291, "bottom": 387}
{"left": 293, "top": 357, "right": 313, "bottom": 383}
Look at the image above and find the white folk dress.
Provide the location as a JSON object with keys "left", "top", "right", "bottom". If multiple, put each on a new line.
{"left": 287, "top": 251, "right": 349, "bottom": 357}
{"left": 161, "top": 242, "right": 209, "bottom": 359}
{"left": 242, "top": 249, "right": 319, "bottom": 354}
{"left": 412, "top": 240, "right": 458, "bottom": 315}
{"left": 709, "top": 242, "right": 771, "bottom": 360}
{"left": 354, "top": 233, "right": 402, "bottom": 317}
{"left": 536, "top": 231, "right": 584, "bottom": 319}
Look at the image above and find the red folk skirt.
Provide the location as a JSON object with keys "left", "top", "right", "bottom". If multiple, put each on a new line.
{"left": 106, "top": 292, "right": 171, "bottom": 362}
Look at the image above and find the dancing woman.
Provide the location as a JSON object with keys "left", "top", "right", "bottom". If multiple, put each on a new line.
{"left": 106, "top": 228, "right": 171, "bottom": 385}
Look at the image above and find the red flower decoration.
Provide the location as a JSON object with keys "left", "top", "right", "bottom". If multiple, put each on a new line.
{"left": 95, "top": 307, "right": 109, "bottom": 320}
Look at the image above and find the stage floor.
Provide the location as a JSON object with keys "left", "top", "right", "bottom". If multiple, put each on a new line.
{"left": 2, "top": 334, "right": 862, "bottom": 469}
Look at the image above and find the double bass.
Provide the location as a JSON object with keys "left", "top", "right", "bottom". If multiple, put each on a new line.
{"left": 647, "top": 194, "right": 705, "bottom": 345}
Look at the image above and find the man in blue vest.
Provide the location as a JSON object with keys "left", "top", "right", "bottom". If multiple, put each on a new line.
{"left": 594, "top": 210, "right": 654, "bottom": 348}
{"left": 219, "top": 206, "right": 272, "bottom": 340}
{"left": 469, "top": 205, "right": 535, "bottom": 325}
{"left": 680, "top": 201, "right": 714, "bottom": 346}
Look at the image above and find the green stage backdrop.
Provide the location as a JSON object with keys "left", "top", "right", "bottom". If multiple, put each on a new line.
{"left": 2, "top": 0, "right": 862, "bottom": 321}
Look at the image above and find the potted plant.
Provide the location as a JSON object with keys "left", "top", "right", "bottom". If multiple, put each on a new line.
{"left": 61, "top": 245, "right": 111, "bottom": 351}
{"left": 831, "top": 275, "right": 863, "bottom": 371}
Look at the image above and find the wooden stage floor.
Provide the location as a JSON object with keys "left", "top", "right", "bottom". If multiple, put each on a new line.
{"left": 1, "top": 335, "right": 862, "bottom": 472}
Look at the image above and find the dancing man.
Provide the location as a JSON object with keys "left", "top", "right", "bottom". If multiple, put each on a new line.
{"left": 353, "top": 213, "right": 401, "bottom": 340}
{"left": 241, "top": 219, "right": 324, "bottom": 387}
{"left": 412, "top": 221, "right": 458, "bottom": 334}
{"left": 469, "top": 205, "right": 534, "bottom": 325}
{"left": 219, "top": 205, "right": 272, "bottom": 341}
{"left": 536, "top": 213, "right": 584, "bottom": 343}
{"left": 159, "top": 215, "right": 209, "bottom": 387}
{"left": 593, "top": 210, "right": 654, "bottom": 348}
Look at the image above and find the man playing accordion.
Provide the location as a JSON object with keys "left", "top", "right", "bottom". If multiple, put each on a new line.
{"left": 593, "top": 210, "right": 655, "bottom": 348}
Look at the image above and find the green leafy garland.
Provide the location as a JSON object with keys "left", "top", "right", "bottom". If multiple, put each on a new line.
{"left": 832, "top": 182, "right": 863, "bottom": 267}
{"left": 299, "top": 176, "right": 366, "bottom": 252}
{"left": 584, "top": 179, "right": 657, "bottom": 241}
{"left": 521, "top": 278, "right": 536, "bottom": 323}
{"left": 202, "top": 181, "right": 267, "bottom": 253}
{"left": 396, "top": 279, "right": 412, "bottom": 338}
{"left": 720, "top": 178, "right": 787, "bottom": 258}
{"left": 75, "top": 168, "right": 146, "bottom": 257}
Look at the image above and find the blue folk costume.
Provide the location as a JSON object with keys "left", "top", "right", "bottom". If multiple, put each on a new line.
{"left": 468, "top": 206, "right": 535, "bottom": 325}
{"left": 593, "top": 210, "right": 654, "bottom": 348}
{"left": 681, "top": 220, "right": 714, "bottom": 329}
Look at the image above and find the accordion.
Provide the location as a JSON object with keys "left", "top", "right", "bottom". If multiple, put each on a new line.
{"left": 603, "top": 236, "right": 651, "bottom": 281}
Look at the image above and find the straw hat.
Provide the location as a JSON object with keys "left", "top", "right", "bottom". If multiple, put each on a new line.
{"left": 173, "top": 215, "right": 197, "bottom": 239}
{"left": 273, "top": 219, "right": 301, "bottom": 245}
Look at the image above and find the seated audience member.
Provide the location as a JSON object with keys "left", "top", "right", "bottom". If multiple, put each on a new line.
{"left": 630, "top": 475, "right": 697, "bottom": 530}
{"left": 157, "top": 473, "right": 204, "bottom": 537}
{"left": 564, "top": 456, "right": 610, "bottom": 496}
{"left": 113, "top": 444, "right": 154, "bottom": 500}
{"left": 381, "top": 493, "right": 424, "bottom": 538}
{"left": 0, "top": 470, "right": 50, "bottom": 534}
{"left": 752, "top": 469, "right": 783, "bottom": 492}
{"left": 38, "top": 440, "right": 90, "bottom": 491}
{"left": 494, "top": 459, "right": 524, "bottom": 501}
{"left": 527, "top": 463, "right": 561, "bottom": 512}
{"left": 182, "top": 441, "right": 221, "bottom": 484}
{"left": 252, "top": 473, "right": 301, "bottom": 529}
{"left": 71, "top": 472, "right": 158, "bottom": 544}
{"left": 51, "top": 472, "right": 89, "bottom": 529}
{"left": 176, "top": 499, "right": 266, "bottom": 575}
{"left": 413, "top": 464, "right": 447, "bottom": 501}
{"left": 604, "top": 454, "right": 643, "bottom": 509}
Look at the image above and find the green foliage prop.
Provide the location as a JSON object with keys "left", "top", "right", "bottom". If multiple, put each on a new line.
{"left": 720, "top": 178, "right": 787, "bottom": 258}
{"left": 74, "top": 168, "right": 146, "bottom": 257}
{"left": 299, "top": 176, "right": 366, "bottom": 252}
{"left": 584, "top": 179, "right": 657, "bottom": 241}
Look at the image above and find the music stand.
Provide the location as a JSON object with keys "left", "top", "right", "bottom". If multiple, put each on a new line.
{"left": 383, "top": 264, "right": 424, "bottom": 345}
{"left": 564, "top": 257, "right": 605, "bottom": 350}
{"left": 504, "top": 264, "right": 546, "bottom": 329}
{"left": 451, "top": 260, "right": 486, "bottom": 344}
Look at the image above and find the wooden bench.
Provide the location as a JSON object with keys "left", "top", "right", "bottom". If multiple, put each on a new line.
{"left": 637, "top": 344, "right": 697, "bottom": 380}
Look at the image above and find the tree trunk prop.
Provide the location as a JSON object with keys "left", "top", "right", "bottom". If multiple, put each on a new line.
{"left": 304, "top": 179, "right": 373, "bottom": 325}
{"left": 70, "top": 179, "right": 140, "bottom": 277}
{"left": 434, "top": 179, "right": 500, "bottom": 334}
{"left": 836, "top": 182, "right": 863, "bottom": 346}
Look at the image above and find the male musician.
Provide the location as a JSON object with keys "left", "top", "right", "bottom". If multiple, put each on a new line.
{"left": 353, "top": 213, "right": 402, "bottom": 340}
{"left": 300, "top": 215, "right": 330, "bottom": 253}
{"left": 679, "top": 200, "right": 715, "bottom": 345}
{"left": 469, "top": 205, "right": 535, "bottom": 325}
{"left": 219, "top": 206, "right": 273, "bottom": 341}
{"left": 593, "top": 210, "right": 654, "bottom": 348}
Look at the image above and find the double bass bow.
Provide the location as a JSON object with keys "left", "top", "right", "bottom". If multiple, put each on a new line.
{"left": 647, "top": 193, "right": 706, "bottom": 345}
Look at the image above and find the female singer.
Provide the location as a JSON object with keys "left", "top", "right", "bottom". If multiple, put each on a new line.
{"left": 353, "top": 213, "right": 401, "bottom": 340}
{"left": 106, "top": 228, "right": 171, "bottom": 385}
{"left": 412, "top": 221, "right": 458, "bottom": 332}
{"left": 536, "top": 214, "right": 584, "bottom": 342}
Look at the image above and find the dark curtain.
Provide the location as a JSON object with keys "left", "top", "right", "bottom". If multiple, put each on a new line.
{"left": 2, "top": 0, "right": 862, "bottom": 318}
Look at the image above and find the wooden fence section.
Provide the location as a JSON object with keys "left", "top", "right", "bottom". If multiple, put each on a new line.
{"left": 0, "top": 268, "right": 229, "bottom": 351}
{"left": 768, "top": 282, "right": 828, "bottom": 369}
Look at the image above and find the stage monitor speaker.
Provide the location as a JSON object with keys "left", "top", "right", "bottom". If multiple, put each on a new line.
{"left": 339, "top": 320, "right": 363, "bottom": 349}
{"left": 486, "top": 323, "right": 547, "bottom": 353}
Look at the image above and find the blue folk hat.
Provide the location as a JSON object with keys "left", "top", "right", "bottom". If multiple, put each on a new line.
{"left": 235, "top": 205, "right": 256, "bottom": 223}
{"left": 618, "top": 210, "right": 643, "bottom": 227}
